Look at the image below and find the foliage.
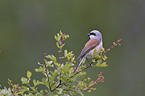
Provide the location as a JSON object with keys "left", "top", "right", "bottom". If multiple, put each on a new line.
{"left": 0, "top": 31, "right": 122, "bottom": 96}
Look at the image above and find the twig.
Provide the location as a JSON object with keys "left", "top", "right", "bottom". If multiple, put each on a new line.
{"left": 59, "top": 39, "right": 64, "bottom": 85}
{"left": 102, "top": 38, "right": 122, "bottom": 55}
{"left": 87, "top": 72, "right": 104, "bottom": 91}
{"left": 52, "top": 83, "right": 61, "bottom": 91}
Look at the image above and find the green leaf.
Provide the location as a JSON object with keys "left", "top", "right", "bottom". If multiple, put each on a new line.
{"left": 71, "top": 56, "right": 75, "bottom": 63}
{"left": 31, "top": 87, "right": 37, "bottom": 93}
{"left": 27, "top": 71, "right": 32, "bottom": 79}
{"left": 21, "top": 77, "right": 29, "bottom": 84}
{"left": 0, "top": 87, "right": 11, "bottom": 96}
{"left": 49, "top": 76, "right": 55, "bottom": 83}
{"left": 93, "top": 54, "right": 99, "bottom": 59}
{"left": 57, "top": 33, "right": 61, "bottom": 41}
{"left": 35, "top": 66, "right": 45, "bottom": 72}
{"left": 56, "top": 42, "right": 65, "bottom": 49}
{"left": 94, "top": 60, "right": 108, "bottom": 67}
{"left": 59, "top": 43, "right": 65, "bottom": 49}
{"left": 51, "top": 83, "right": 57, "bottom": 90}
{"left": 91, "top": 88, "right": 96, "bottom": 91}
{"left": 49, "top": 70, "right": 58, "bottom": 83}
{"left": 33, "top": 80, "right": 42, "bottom": 87}
{"left": 101, "top": 62, "right": 108, "bottom": 67}
{"left": 64, "top": 35, "right": 69, "bottom": 39}
{"left": 67, "top": 51, "right": 73, "bottom": 57}
{"left": 79, "top": 81, "right": 87, "bottom": 87}
{"left": 54, "top": 35, "right": 58, "bottom": 41}
{"left": 57, "top": 88, "right": 63, "bottom": 94}
{"left": 102, "top": 55, "right": 107, "bottom": 61}
{"left": 95, "top": 59, "right": 102, "bottom": 65}
{"left": 64, "top": 50, "right": 67, "bottom": 57}
{"left": 59, "top": 30, "right": 63, "bottom": 35}
{"left": 99, "top": 47, "right": 104, "bottom": 55}
{"left": 54, "top": 62, "right": 60, "bottom": 67}
{"left": 66, "top": 51, "right": 74, "bottom": 60}
{"left": 62, "top": 77, "right": 67, "bottom": 82}
{"left": 20, "top": 86, "right": 29, "bottom": 93}
{"left": 87, "top": 90, "right": 91, "bottom": 93}
{"left": 33, "top": 79, "right": 37, "bottom": 86}
{"left": 76, "top": 90, "right": 84, "bottom": 96}
{"left": 92, "top": 49, "right": 97, "bottom": 57}
{"left": 44, "top": 59, "right": 54, "bottom": 67}
{"left": 41, "top": 78, "right": 49, "bottom": 84}
{"left": 88, "top": 77, "right": 91, "bottom": 82}
{"left": 84, "top": 78, "right": 87, "bottom": 81}
{"left": 47, "top": 55, "right": 56, "bottom": 63}
{"left": 56, "top": 42, "right": 60, "bottom": 48}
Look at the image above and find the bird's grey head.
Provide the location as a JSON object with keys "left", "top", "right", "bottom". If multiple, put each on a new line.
{"left": 87, "top": 30, "right": 102, "bottom": 40}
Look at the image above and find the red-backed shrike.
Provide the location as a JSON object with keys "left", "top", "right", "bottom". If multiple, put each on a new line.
{"left": 74, "top": 30, "right": 103, "bottom": 73}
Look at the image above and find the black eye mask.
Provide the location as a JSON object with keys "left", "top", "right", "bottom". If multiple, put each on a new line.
{"left": 90, "top": 33, "right": 96, "bottom": 36}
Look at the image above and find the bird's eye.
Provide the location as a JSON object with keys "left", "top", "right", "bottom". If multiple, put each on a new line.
{"left": 90, "top": 33, "right": 96, "bottom": 36}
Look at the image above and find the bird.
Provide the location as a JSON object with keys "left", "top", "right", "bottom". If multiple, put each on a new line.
{"left": 74, "top": 30, "right": 103, "bottom": 73}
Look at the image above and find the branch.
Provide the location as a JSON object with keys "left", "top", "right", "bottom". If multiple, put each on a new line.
{"left": 102, "top": 38, "right": 122, "bottom": 55}
{"left": 84, "top": 72, "right": 104, "bottom": 91}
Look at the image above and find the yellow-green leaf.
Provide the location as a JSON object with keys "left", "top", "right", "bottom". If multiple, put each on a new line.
{"left": 92, "top": 49, "right": 97, "bottom": 57}
{"left": 56, "top": 42, "right": 60, "bottom": 48}
{"left": 27, "top": 71, "right": 32, "bottom": 79}
{"left": 64, "top": 35, "right": 69, "bottom": 39}
{"left": 31, "top": 87, "right": 37, "bottom": 92}
{"left": 21, "top": 77, "right": 28, "bottom": 84}
{"left": 59, "top": 43, "right": 65, "bottom": 49}
{"left": 71, "top": 56, "right": 75, "bottom": 63}
{"left": 64, "top": 50, "right": 67, "bottom": 57}
{"left": 54, "top": 35, "right": 58, "bottom": 41}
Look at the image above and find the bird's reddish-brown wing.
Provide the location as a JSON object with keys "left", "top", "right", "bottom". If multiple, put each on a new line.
{"left": 78, "top": 39, "right": 100, "bottom": 59}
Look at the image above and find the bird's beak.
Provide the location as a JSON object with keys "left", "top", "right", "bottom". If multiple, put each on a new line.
{"left": 87, "top": 33, "right": 90, "bottom": 36}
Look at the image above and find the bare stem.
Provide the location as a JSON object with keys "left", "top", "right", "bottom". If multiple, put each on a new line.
{"left": 102, "top": 38, "right": 122, "bottom": 55}
{"left": 60, "top": 48, "right": 63, "bottom": 64}
{"left": 59, "top": 41, "right": 63, "bottom": 85}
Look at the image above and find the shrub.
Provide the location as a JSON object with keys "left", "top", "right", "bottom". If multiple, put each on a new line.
{"left": 0, "top": 31, "right": 122, "bottom": 96}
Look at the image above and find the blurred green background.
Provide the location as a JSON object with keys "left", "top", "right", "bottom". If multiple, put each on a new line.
{"left": 0, "top": 0, "right": 145, "bottom": 96}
